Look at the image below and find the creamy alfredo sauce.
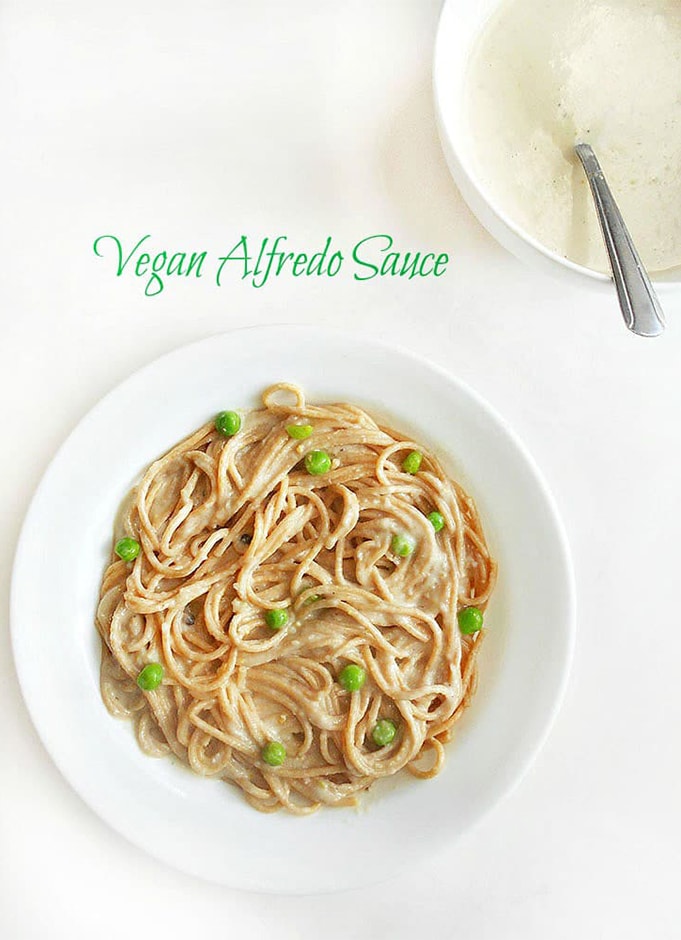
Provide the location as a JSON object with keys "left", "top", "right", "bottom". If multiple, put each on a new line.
{"left": 465, "top": 0, "right": 681, "bottom": 273}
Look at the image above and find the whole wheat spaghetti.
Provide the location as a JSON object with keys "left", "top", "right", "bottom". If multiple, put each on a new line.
{"left": 96, "top": 383, "right": 496, "bottom": 814}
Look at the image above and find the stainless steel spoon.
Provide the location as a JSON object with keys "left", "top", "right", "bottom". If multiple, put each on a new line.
{"left": 575, "top": 143, "right": 665, "bottom": 338}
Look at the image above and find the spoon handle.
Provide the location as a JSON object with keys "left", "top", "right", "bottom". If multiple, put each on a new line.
{"left": 575, "top": 143, "right": 665, "bottom": 338}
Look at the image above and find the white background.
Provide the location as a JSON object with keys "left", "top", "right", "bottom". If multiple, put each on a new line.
{"left": 1, "top": 1, "right": 679, "bottom": 938}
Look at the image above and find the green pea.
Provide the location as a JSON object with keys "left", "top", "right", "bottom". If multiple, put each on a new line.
{"left": 304, "top": 449, "right": 332, "bottom": 475}
{"left": 391, "top": 533, "right": 415, "bottom": 558}
{"left": 265, "top": 608, "right": 288, "bottom": 631}
{"left": 339, "top": 663, "right": 366, "bottom": 692}
{"left": 286, "top": 423, "right": 313, "bottom": 440}
{"left": 372, "top": 719, "right": 397, "bottom": 747}
{"left": 304, "top": 593, "right": 321, "bottom": 605}
{"left": 215, "top": 410, "right": 241, "bottom": 437}
{"left": 262, "top": 741, "right": 286, "bottom": 766}
{"left": 427, "top": 511, "right": 445, "bottom": 532}
{"left": 137, "top": 662, "right": 164, "bottom": 691}
{"left": 115, "top": 537, "right": 140, "bottom": 562}
{"left": 458, "top": 606, "right": 484, "bottom": 635}
{"left": 402, "top": 451, "right": 423, "bottom": 474}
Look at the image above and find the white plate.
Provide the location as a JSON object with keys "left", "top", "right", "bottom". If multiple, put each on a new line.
{"left": 11, "top": 325, "right": 575, "bottom": 894}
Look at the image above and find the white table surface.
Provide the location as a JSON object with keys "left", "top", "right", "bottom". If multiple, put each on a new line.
{"left": 1, "top": 2, "right": 680, "bottom": 937}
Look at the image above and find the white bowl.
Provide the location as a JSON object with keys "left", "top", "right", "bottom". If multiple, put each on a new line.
{"left": 11, "top": 326, "right": 575, "bottom": 893}
{"left": 433, "top": 0, "right": 681, "bottom": 292}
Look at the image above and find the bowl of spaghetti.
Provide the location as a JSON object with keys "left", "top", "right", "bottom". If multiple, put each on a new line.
{"left": 11, "top": 325, "right": 574, "bottom": 892}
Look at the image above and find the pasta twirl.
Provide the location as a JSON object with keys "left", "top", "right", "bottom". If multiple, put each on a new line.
{"left": 96, "top": 383, "right": 496, "bottom": 814}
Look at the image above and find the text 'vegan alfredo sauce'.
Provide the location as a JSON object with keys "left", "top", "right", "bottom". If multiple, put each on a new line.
{"left": 465, "top": 0, "right": 681, "bottom": 273}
